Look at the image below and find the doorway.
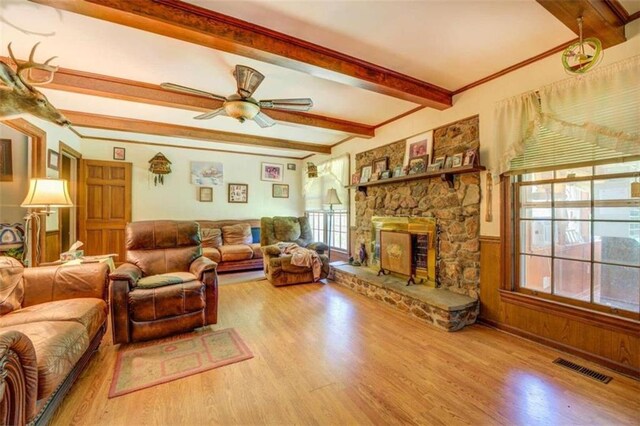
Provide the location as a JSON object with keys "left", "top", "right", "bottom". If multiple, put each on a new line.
{"left": 59, "top": 142, "right": 80, "bottom": 254}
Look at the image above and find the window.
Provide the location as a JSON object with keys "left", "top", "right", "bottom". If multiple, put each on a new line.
{"left": 306, "top": 210, "right": 348, "bottom": 251}
{"left": 303, "top": 155, "right": 350, "bottom": 251}
{"left": 514, "top": 160, "right": 640, "bottom": 315}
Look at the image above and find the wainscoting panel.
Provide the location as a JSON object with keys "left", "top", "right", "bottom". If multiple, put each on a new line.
{"left": 479, "top": 236, "right": 639, "bottom": 377}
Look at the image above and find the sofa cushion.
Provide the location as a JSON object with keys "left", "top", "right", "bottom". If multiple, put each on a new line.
{"left": 0, "top": 256, "right": 24, "bottom": 314}
{"left": 0, "top": 298, "right": 107, "bottom": 339}
{"left": 250, "top": 243, "right": 263, "bottom": 259}
{"left": 129, "top": 280, "right": 205, "bottom": 322}
{"left": 201, "top": 227, "right": 222, "bottom": 248}
{"left": 202, "top": 247, "right": 221, "bottom": 263}
{"left": 137, "top": 272, "right": 197, "bottom": 289}
{"left": 218, "top": 244, "right": 253, "bottom": 262}
{"left": 273, "top": 217, "right": 301, "bottom": 242}
{"left": 222, "top": 223, "right": 252, "bottom": 245}
{"left": 2, "top": 321, "right": 89, "bottom": 400}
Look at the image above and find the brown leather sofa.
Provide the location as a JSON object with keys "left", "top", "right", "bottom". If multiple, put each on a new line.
{"left": 109, "top": 220, "right": 218, "bottom": 344}
{"left": 0, "top": 256, "right": 109, "bottom": 426}
{"left": 260, "top": 217, "right": 330, "bottom": 286}
{"left": 198, "top": 220, "right": 263, "bottom": 272}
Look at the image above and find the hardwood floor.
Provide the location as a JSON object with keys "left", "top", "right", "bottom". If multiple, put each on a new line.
{"left": 52, "top": 280, "right": 640, "bottom": 425}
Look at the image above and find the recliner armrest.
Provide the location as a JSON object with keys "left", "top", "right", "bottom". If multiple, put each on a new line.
{"left": 189, "top": 256, "right": 217, "bottom": 281}
{"left": 261, "top": 244, "right": 282, "bottom": 257}
{"left": 306, "top": 242, "right": 329, "bottom": 254}
{"left": 109, "top": 263, "right": 142, "bottom": 289}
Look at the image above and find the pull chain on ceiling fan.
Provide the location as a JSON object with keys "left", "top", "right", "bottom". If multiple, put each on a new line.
{"left": 562, "top": 17, "right": 603, "bottom": 75}
{"left": 161, "top": 65, "right": 313, "bottom": 128}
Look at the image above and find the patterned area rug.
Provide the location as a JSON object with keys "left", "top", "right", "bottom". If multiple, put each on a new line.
{"left": 109, "top": 328, "right": 253, "bottom": 398}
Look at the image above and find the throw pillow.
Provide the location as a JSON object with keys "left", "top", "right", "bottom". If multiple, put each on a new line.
{"left": 201, "top": 227, "right": 222, "bottom": 248}
{"left": 222, "top": 223, "right": 252, "bottom": 245}
{"left": 0, "top": 257, "right": 24, "bottom": 314}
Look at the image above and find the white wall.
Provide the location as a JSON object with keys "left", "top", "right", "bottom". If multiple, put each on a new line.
{"left": 326, "top": 20, "right": 640, "bottom": 236}
{"left": 0, "top": 124, "right": 29, "bottom": 224}
{"left": 80, "top": 139, "right": 304, "bottom": 221}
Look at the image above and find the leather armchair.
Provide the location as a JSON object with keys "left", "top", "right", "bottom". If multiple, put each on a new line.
{"left": 109, "top": 221, "right": 218, "bottom": 344}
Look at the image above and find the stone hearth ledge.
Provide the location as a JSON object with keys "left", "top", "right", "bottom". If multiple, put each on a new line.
{"left": 329, "top": 263, "right": 479, "bottom": 331}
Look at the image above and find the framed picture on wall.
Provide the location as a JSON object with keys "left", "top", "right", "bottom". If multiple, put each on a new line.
{"left": 228, "top": 183, "right": 248, "bottom": 203}
{"left": 272, "top": 184, "right": 289, "bottom": 198}
{"left": 198, "top": 186, "right": 213, "bottom": 202}
{"left": 113, "top": 147, "right": 126, "bottom": 161}
{"left": 47, "top": 149, "right": 59, "bottom": 171}
{"left": 451, "top": 153, "right": 464, "bottom": 168}
{"left": 287, "top": 163, "right": 296, "bottom": 171}
{"left": 261, "top": 162, "right": 284, "bottom": 182}
{"left": 0, "top": 139, "right": 12, "bottom": 182}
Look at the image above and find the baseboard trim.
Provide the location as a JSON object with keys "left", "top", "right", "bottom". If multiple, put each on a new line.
{"left": 478, "top": 318, "right": 640, "bottom": 380}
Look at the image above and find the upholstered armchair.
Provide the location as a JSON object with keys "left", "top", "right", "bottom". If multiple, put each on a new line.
{"left": 260, "top": 216, "right": 329, "bottom": 286}
{"left": 109, "top": 220, "right": 218, "bottom": 344}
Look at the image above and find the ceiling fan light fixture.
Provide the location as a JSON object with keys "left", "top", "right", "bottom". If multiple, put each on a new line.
{"left": 224, "top": 99, "right": 260, "bottom": 121}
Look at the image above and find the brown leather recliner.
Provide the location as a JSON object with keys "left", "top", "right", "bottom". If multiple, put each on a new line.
{"left": 109, "top": 220, "right": 218, "bottom": 344}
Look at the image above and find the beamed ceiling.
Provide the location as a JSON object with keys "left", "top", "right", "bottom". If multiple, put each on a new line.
{"left": 0, "top": 0, "right": 636, "bottom": 158}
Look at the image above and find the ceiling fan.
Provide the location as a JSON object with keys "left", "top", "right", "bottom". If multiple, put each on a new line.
{"left": 161, "top": 65, "right": 313, "bottom": 128}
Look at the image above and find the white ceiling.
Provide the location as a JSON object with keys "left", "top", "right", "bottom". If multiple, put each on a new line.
{"left": 1, "top": 0, "right": 624, "bottom": 158}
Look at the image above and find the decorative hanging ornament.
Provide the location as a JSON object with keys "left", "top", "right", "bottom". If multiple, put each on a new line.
{"left": 306, "top": 162, "right": 318, "bottom": 178}
{"left": 562, "top": 17, "right": 603, "bottom": 75}
{"left": 148, "top": 152, "right": 172, "bottom": 186}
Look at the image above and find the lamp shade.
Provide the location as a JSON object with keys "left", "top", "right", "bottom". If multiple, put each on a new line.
{"left": 324, "top": 188, "right": 342, "bottom": 206}
{"left": 21, "top": 178, "right": 72, "bottom": 208}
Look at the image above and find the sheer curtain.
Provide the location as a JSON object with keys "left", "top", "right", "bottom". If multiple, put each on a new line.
{"left": 304, "top": 155, "right": 349, "bottom": 211}
{"left": 493, "top": 55, "right": 640, "bottom": 179}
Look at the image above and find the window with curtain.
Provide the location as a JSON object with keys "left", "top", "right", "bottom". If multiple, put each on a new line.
{"left": 495, "top": 56, "right": 640, "bottom": 318}
{"left": 303, "top": 155, "right": 349, "bottom": 251}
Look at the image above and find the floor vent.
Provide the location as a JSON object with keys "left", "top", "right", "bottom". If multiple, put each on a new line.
{"left": 553, "top": 358, "right": 612, "bottom": 384}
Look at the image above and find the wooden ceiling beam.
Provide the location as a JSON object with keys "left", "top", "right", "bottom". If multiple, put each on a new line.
{"left": 30, "top": 0, "right": 452, "bottom": 109}
{"left": 61, "top": 110, "right": 331, "bottom": 154}
{"left": 536, "top": 0, "right": 626, "bottom": 49}
{"left": 0, "top": 57, "right": 374, "bottom": 138}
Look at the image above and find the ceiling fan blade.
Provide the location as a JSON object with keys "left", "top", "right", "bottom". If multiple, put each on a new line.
{"left": 259, "top": 98, "right": 313, "bottom": 112}
{"left": 194, "top": 108, "right": 226, "bottom": 120}
{"left": 233, "top": 65, "right": 265, "bottom": 98}
{"left": 160, "top": 82, "right": 227, "bottom": 102}
{"left": 253, "top": 111, "right": 276, "bottom": 128}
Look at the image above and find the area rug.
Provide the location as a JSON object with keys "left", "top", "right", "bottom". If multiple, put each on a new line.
{"left": 109, "top": 328, "right": 253, "bottom": 397}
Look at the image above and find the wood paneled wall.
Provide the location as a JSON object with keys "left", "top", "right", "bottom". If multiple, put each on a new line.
{"left": 480, "top": 236, "right": 639, "bottom": 377}
{"left": 44, "top": 230, "right": 60, "bottom": 263}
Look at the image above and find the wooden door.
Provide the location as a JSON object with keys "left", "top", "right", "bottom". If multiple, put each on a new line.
{"left": 79, "top": 159, "right": 132, "bottom": 261}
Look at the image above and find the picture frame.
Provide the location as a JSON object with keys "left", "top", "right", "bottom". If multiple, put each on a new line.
{"left": 272, "top": 184, "right": 289, "bottom": 198}
{"left": 463, "top": 148, "right": 478, "bottom": 167}
{"left": 113, "top": 147, "right": 126, "bottom": 161}
{"left": 360, "top": 165, "right": 373, "bottom": 183}
{"left": 47, "top": 149, "right": 59, "bottom": 171}
{"left": 198, "top": 186, "right": 213, "bottom": 202}
{"left": 381, "top": 170, "right": 392, "bottom": 179}
{"left": 426, "top": 163, "right": 442, "bottom": 172}
{"left": 408, "top": 139, "right": 429, "bottom": 159}
{"left": 261, "top": 162, "right": 284, "bottom": 182}
{"left": 228, "top": 183, "right": 248, "bottom": 203}
{"left": 372, "top": 157, "right": 389, "bottom": 175}
{"left": 191, "top": 161, "right": 223, "bottom": 186}
{"left": 408, "top": 156, "right": 428, "bottom": 175}
{"left": 443, "top": 156, "right": 454, "bottom": 170}
{"left": 432, "top": 156, "right": 446, "bottom": 168}
{"left": 370, "top": 172, "right": 380, "bottom": 182}
{"left": 351, "top": 172, "right": 361, "bottom": 185}
{"left": 287, "top": 163, "right": 296, "bottom": 171}
{"left": 393, "top": 166, "right": 403, "bottom": 178}
{"left": 0, "top": 139, "right": 12, "bottom": 182}
{"left": 451, "top": 152, "right": 464, "bottom": 168}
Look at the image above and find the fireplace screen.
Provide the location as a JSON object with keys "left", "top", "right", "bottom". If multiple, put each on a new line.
{"left": 370, "top": 216, "right": 438, "bottom": 286}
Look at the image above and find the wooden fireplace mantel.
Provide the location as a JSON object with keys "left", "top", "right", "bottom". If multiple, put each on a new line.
{"left": 346, "top": 165, "right": 486, "bottom": 194}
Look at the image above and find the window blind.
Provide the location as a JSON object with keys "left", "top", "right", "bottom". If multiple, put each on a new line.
{"left": 509, "top": 56, "right": 640, "bottom": 174}
{"left": 303, "top": 155, "right": 349, "bottom": 211}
